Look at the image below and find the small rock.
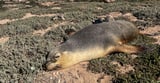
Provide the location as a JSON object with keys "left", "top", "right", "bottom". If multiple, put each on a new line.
{"left": 31, "top": 67, "right": 35, "bottom": 70}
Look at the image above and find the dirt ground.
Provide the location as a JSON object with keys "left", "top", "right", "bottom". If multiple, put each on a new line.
{"left": 0, "top": 0, "right": 160, "bottom": 83}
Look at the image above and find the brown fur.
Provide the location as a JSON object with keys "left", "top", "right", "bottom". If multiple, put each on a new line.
{"left": 46, "top": 20, "right": 141, "bottom": 71}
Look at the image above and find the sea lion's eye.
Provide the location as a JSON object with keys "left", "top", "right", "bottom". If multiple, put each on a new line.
{"left": 53, "top": 53, "right": 60, "bottom": 59}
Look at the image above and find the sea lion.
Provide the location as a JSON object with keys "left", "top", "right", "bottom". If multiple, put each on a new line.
{"left": 46, "top": 20, "right": 141, "bottom": 71}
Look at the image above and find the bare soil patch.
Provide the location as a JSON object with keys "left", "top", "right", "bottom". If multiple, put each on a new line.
{"left": 2, "top": 4, "right": 17, "bottom": 8}
{"left": 33, "top": 27, "right": 52, "bottom": 36}
{"left": 122, "top": 13, "right": 138, "bottom": 22}
{"left": 97, "top": 12, "right": 138, "bottom": 22}
{"left": 111, "top": 61, "right": 134, "bottom": 74}
{"left": 51, "top": 7, "right": 61, "bottom": 10}
{"left": 39, "top": 1, "right": 60, "bottom": 7}
{"left": 0, "top": 37, "right": 9, "bottom": 44}
{"left": 0, "top": 19, "right": 12, "bottom": 25}
{"left": 0, "top": 13, "right": 58, "bottom": 25}
{"left": 140, "top": 25, "right": 160, "bottom": 44}
{"left": 34, "top": 62, "right": 112, "bottom": 83}
{"left": 109, "top": 12, "right": 122, "bottom": 18}
{"left": 22, "top": 13, "right": 57, "bottom": 19}
{"left": 33, "top": 21, "right": 70, "bottom": 36}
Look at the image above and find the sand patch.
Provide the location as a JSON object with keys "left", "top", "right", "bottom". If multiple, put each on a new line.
{"left": 118, "top": 65, "right": 134, "bottom": 74}
{"left": 2, "top": 4, "right": 17, "bottom": 8}
{"left": 96, "top": 7, "right": 103, "bottom": 10}
{"left": 140, "top": 25, "right": 160, "bottom": 44}
{"left": 33, "top": 21, "right": 70, "bottom": 36}
{"left": 0, "top": 19, "right": 13, "bottom": 25}
{"left": 0, "top": 37, "right": 9, "bottom": 44}
{"left": 97, "top": 12, "right": 138, "bottom": 22}
{"left": 21, "top": 13, "right": 57, "bottom": 19}
{"left": 111, "top": 61, "right": 134, "bottom": 74}
{"left": 123, "top": 13, "right": 138, "bottom": 21}
{"left": 34, "top": 62, "right": 112, "bottom": 83}
{"left": 40, "top": 2, "right": 59, "bottom": 7}
{"left": 33, "top": 27, "right": 52, "bottom": 36}
{"left": 109, "top": 12, "right": 122, "bottom": 18}
{"left": 140, "top": 25, "right": 160, "bottom": 35}
{"left": 52, "top": 21, "right": 70, "bottom": 28}
{"left": 0, "top": 13, "right": 58, "bottom": 25}
{"left": 51, "top": 7, "right": 61, "bottom": 10}
{"left": 10, "top": 8, "right": 19, "bottom": 11}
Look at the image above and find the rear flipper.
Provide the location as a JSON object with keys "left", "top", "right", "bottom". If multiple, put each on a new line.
{"left": 115, "top": 44, "right": 144, "bottom": 54}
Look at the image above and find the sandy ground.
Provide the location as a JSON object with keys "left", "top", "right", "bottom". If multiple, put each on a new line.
{"left": 0, "top": 13, "right": 57, "bottom": 25}
{"left": 33, "top": 21, "right": 70, "bottom": 36}
{"left": 34, "top": 62, "right": 112, "bottom": 83}
{"left": 140, "top": 25, "right": 160, "bottom": 44}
